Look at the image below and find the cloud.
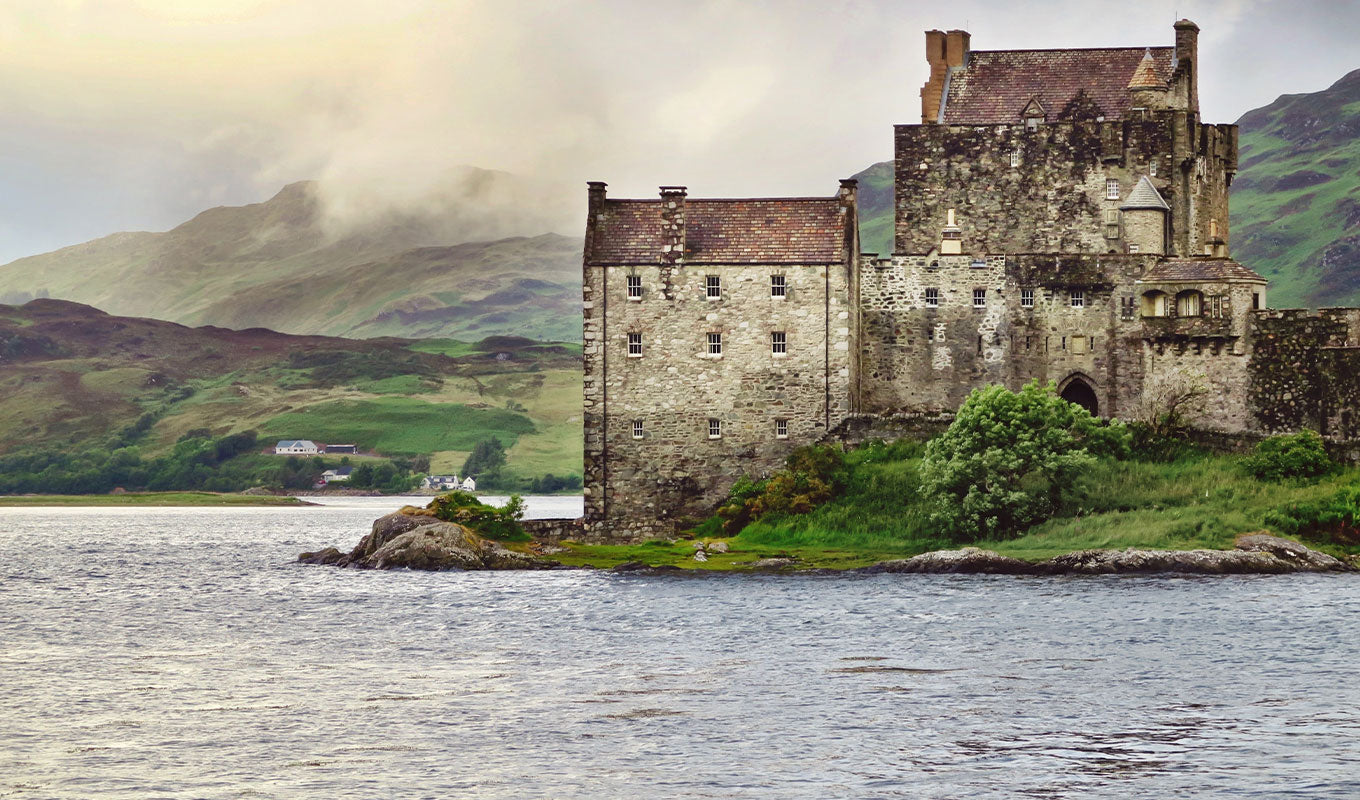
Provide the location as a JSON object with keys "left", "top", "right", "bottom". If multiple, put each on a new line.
{"left": 0, "top": 0, "right": 1356, "bottom": 262}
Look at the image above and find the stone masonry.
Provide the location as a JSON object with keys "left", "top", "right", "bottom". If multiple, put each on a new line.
{"left": 582, "top": 19, "right": 1360, "bottom": 539}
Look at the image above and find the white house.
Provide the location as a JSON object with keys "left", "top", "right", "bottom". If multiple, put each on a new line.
{"left": 321, "top": 467, "right": 352, "bottom": 483}
{"left": 461, "top": 476, "right": 476, "bottom": 492}
{"left": 422, "top": 475, "right": 461, "bottom": 491}
{"left": 275, "top": 440, "right": 320, "bottom": 455}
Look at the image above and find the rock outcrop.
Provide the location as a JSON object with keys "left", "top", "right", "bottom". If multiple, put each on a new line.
{"left": 862, "top": 533, "right": 1349, "bottom": 576}
{"left": 299, "top": 511, "right": 557, "bottom": 571}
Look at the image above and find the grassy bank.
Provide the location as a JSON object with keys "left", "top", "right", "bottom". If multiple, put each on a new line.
{"left": 0, "top": 492, "right": 312, "bottom": 506}
{"left": 559, "top": 444, "right": 1360, "bottom": 570}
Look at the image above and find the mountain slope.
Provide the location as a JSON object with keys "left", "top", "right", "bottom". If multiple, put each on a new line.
{"left": 1231, "top": 69, "right": 1360, "bottom": 307}
{"left": 0, "top": 171, "right": 584, "bottom": 341}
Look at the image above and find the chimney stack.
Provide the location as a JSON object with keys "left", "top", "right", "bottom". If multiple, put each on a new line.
{"left": 921, "top": 28, "right": 969, "bottom": 123}
{"left": 659, "top": 186, "right": 687, "bottom": 264}
{"left": 1174, "top": 19, "right": 1199, "bottom": 113}
{"left": 584, "top": 181, "right": 607, "bottom": 262}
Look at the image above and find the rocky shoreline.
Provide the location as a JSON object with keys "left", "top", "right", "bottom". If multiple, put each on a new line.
{"left": 300, "top": 510, "right": 1353, "bottom": 576}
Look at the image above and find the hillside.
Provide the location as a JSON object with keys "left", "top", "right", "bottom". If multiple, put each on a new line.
{"left": 0, "top": 299, "right": 582, "bottom": 483}
{"left": 1231, "top": 70, "right": 1360, "bottom": 308}
{"left": 0, "top": 171, "right": 584, "bottom": 342}
{"left": 851, "top": 71, "right": 1360, "bottom": 308}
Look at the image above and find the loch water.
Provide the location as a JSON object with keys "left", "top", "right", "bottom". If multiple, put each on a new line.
{"left": 2, "top": 496, "right": 1358, "bottom": 799}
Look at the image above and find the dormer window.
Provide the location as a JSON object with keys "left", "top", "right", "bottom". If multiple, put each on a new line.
{"left": 1025, "top": 117, "right": 1039, "bottom": 132}
{"left": 1021, "top": 98, "right": 1045, "bottom": 131}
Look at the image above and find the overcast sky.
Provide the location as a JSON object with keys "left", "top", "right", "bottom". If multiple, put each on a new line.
{"left": 1, "top": 0, "right": 1356, "bottom": 263}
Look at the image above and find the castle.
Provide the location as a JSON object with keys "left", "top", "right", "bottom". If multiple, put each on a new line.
{"left": 582, "top": 20, "right": 1360, "bottom": 539}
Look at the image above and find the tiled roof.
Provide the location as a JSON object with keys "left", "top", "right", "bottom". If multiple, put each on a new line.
{"left": 1121, "top": 176, "right": 1170, "bottom": 211}
{"left": 940, "top": 47, "right": 1175, "bottom": 124}
{"left": 1140, "top": 259, "right": 1268, "bottom": 284}
{"left": 590, "top": 198, "right": 847, "bottom": 264}
{"left": 1127, "top": 50, "right": 1165, "bottom": 89}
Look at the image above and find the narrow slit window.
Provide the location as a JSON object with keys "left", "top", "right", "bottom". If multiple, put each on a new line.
{"left": 707, "top": 332, "right": 722, "bottom": 356}
{"left": 705, "top": 275, "right": 721, "bottom": 299}
{"left": 973, "top": 288, "right": 986, "bottom": 308}
{"left": 1071, "top": 290, "right": 1085, "bottom": 308}
{"left": 775, "top": 419, "right": 788, "bottom": 439}
{"left": 708, "top": 418, "right": 722, "bottom": 439}
{"left": 771, "top": 331, "right": 787, "bottom": 355}
{"left": 1021, "top": 287, "right": 1034, "bottom": 308}
{"left": 627, "top": 332, "right": 642, "bottom": 357}
{"left": 626, "top": 275, "right": 642, "bottom": 299}
{"left": 770, "top": 274, "right": 787, "bottom": 298}
{"left": 632, "top": 419, "right": 644, "bottom": 439}
{"left": 925, "top": 287, "right": 940, "bottom": 307}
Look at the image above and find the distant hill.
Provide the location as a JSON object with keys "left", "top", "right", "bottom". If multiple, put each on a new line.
{"left": 851, "top": 71, "right": 1360, "bottom": 308}
{"left": 1231, "top": 70, "right": 1360, "bottom": 308}
{"left": 0, "top": 170, "right": 584, "bottom": 342}
{"left": 0, "top": 299, "right": 582, "bottom": 480}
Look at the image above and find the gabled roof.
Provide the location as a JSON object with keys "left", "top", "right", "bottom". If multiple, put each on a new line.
{"left": 589, "top": 198, "right": 848, "bottom": 264}
{"left": 276, "top": 440, "right": 316, "bottom": 448}
{"left": 1139, "top": 259, "right": 1268, "bottom": 284}
{"left": 940, "top": 46, "right": 1175, "bottom": 124}
{"left": 1120, "top": 176, "right": 1170, "bottom": 211}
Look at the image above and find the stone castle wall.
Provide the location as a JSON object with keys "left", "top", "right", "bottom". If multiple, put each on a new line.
{"left": 1249, "top": 308, "right": 1360, "bottom": 436}
{"left": 892, "top": 115, "right": 1235, "bottom": 259}
{"left": 584, "top": 260, "right": 855, "bottom": 538}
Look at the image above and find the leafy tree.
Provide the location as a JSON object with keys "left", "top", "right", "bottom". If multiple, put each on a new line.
{"left": 426, "top": 490, "right": 527, "bottom": 541}
{"left": 1244, "top": 430, "right": 1333, "bottom": 482}
{"left": 919, "top": 380, "right": 1130, "bottom": 542}
{"left": 462, "top": 437, "right": 507, "bottom": 480}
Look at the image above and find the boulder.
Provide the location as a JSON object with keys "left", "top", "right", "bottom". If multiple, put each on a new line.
{"left": 360, "top": 521, "right": 555, "bottom": 571}
{"left": 866, "top": 547, "right": 1040, "bottom": 575}
{"left": 344, "top": 511, "right": 433, "bottom": 563}
{"left": 1234, "top": 532, "right": 1348, "bottom": 571}
{"left": 709, "top": 541, "right": 730, "bottom": 553}
{"left": 297, "top": 546, "right": 344, "bottom": 566}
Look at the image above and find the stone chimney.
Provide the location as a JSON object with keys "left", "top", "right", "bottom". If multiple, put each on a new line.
{"left": 838, "top": 178, "right": 858, "bottom": 208}
{"left": 659, "top": 186, "right": 687, "bottom": 264}
{"left": 584, "top": 181, "right": 607, "bottom": 263}
{"left": 1174, "top": 19, "right": 1199, "bottom": 113}
{"left": 921, "top": 29, "right": 969, "bottom": 123}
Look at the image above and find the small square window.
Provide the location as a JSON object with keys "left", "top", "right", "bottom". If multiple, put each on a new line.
{"left": 925, "top": 287, "right": 940, "bottom": 307}
{"left": 705, "top": 275, "right": 721, "bottom": 299}
{"left": 626, "top": 275, "right": 642, "bottom": 299}
{"left": 706, "top": 332, "right": 722, "bottom": 356}
{"left": 771, "top": 331, "right": 787, "bottom": 355}
{"left": 973, "top": 288, "right": 986, "bottom": 308}
{"left": 627, "top": 332, "right": 642, "bottom": 357}
{"left": 632, "top": 419, "right": 644, "bottom": 439}
{"left": 775, "top": 419, "right": 788, "bottom": 439}
{"left": 1025, "top": 117, "right": 1039, "bottom": 131}
{"left": 1021, "top": 287, "right": 1034, "bottom": 308}
{"left": 1071, "top": 290, "right": 1085, "bottom": 308}
{"left": 1106, "top": 179, "right": 1120, "bottom": 200}
{"left": 771, "top": 275, "right": 786, "bottom": 298}
{"left": 708, "top": 418, "right": 722, "bottom": 439}
{"left": 1128, "top": 244, "right": 1140, "bottom": 253}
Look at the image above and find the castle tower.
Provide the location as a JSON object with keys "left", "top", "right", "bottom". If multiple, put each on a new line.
{"left": 1120, "top": 176, "right": 1170, "bottom": 255}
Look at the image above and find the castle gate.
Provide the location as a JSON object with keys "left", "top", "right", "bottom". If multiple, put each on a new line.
{"left": 1058, "top": 374, "right": 1099, "bottom": 416}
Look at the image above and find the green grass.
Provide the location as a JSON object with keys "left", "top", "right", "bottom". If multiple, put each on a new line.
{"left": 561, "top": 446, "right": 1360, "bottom": 570}
{"left": 0, "top": 492, "right": 310, "bottom": 506}
{"left": 256, "top": 397, "right": 535, "bottom": 455}
{"left": 351, "top": 375, "right": 442, "bottom": 395}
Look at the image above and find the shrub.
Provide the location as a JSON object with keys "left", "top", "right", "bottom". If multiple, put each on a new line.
{"left": 1264, "top": 483, "right": 1360, "bottom": 546}
{"left": 919, "top": 380, "right": 1131, "bottom": 542}
{"left": 426, "top": 490, "right": 527, "bottom": 541}
{"left": 1244, "top": 430, "right": 1332, "bottom": 482}
{"left": 716, "top": 444, "right": 846, "bottom": 535}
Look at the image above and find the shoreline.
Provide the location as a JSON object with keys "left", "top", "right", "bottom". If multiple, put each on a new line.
{"left": 0, "top": 492, "right": 316, "bottom": 507}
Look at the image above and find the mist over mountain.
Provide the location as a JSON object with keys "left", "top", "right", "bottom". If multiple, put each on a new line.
{"left": 0, "top": 168, "right": 583, "bottom": 342}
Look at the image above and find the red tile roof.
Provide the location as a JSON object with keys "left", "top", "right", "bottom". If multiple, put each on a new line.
{"left": 1140, "top": 258, "right": 1268, "bottom": 284}
{"left": 940, "top": 47, "right": 1174, "bottom": 124}
{"left": 590, "top": 198, "right": 848, "bottom": 264}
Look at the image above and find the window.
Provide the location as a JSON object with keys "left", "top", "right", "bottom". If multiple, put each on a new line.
{"left": 1149, "top": 160, "right": 1158, "bottom": 177}
{"left": 1026, "top": 117, "right": 1039, "bottom": 132}
{"left": 1141, "top": 290, "right": 1169, "bottom": 317}
{"left": 973, "top": 288, "right": 986, "bottom": 308}
{"left": 708, "top": 418, "right": 722, "bottom": 439}
{"left": 770, "top": 274, "right": 787, "bottom": 298}
{"left": 1071, "top": 290, "right": 1085, "bottom": 308}
{"left": 626, "top": 275, "right": 642, "bottom": 300}
{"left": 928, "top": 260, "right": 939, "bottom": 270}
{"left": 632, "top": 419, "right": 644, "bottom": 439}
{"left": 627, "top": 332, "right": 643, "bottom": 357}
{"left": 1253, "top": 292, "right": 1261, "bottom": 310}
{"left": 1021, "top": 287, "right": 1034, "bottom": 308}
{"left": 925, "top": 287, "right": 940, "bottom": 307}
{"left": 971, "top": 257, "right": 987, "bottom": 268}
{"left": 1103, "top": 209, "right": 1121, "bottom": 240}
{"left": 1106, "top": 179, "right": 1120, "bottom": 200}
{"left": 1128, "top": 244, "right": 1140, "bottom": 253}
{"left": 1121, "top": 296, "right": 1135, "bottom": 320}
{"left": 1176, "top": 290, "right": 1203, "bottom": 317}
{"left": 705, "top": 275, "right": 721, "bottom": 299}
{"left": 771, "top": 331, "right": 787, "bottom": 355}
{"left": 1009, "top": 150, "right": 1020, "bottom": 167}
{"left": 707, "top": 332, "right": 722, "bottom": 356}
{"left": 775, "top": 419, "right": 788, "bottom": 439}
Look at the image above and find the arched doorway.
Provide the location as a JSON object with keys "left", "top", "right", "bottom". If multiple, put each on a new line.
{"left": 1059, "top": 375, "right": 1099, "bottom": 416}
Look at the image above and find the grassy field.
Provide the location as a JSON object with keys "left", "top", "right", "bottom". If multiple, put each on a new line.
{"left": 255, "top": 397, "right": 536, "bottom": 454}
{"left": 0, "top": 492, "right": 310, "bottom": 506}
{"left": 560, "top": 445, "right": 1360, "bottom": 570}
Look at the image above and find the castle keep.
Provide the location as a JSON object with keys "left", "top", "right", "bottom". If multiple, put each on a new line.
{"left": 583, "top": 20, "right": 1360, "bottom": 539}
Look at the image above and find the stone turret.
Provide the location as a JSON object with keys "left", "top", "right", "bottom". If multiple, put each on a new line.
{"left": 1127, "top": 48, "right": 1168, "bottom": 111}
{"left": 1120, "top": 176, "right": 1170, "bottom": 255}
